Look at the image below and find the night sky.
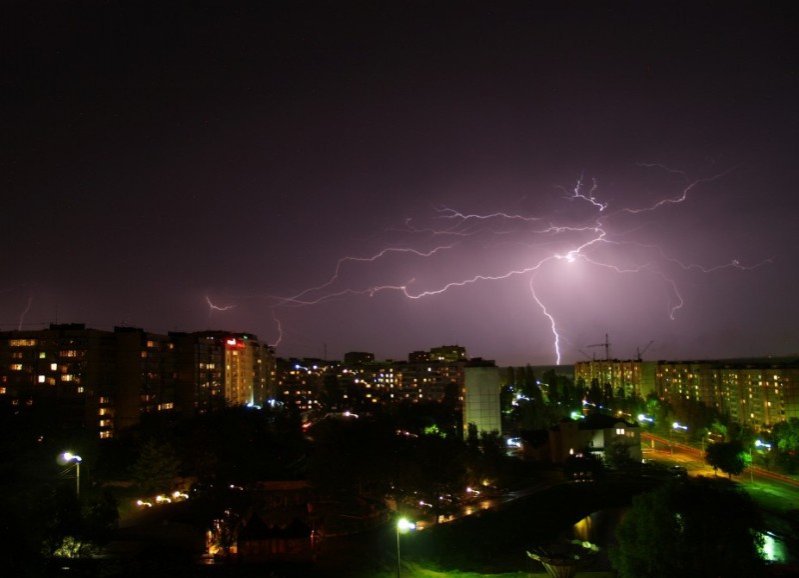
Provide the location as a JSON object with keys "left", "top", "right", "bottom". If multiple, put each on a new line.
{"left": 3, "top": 1, "right": 798, "bottom": 365}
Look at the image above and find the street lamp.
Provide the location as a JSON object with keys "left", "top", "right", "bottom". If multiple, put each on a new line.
{"left": 669, "top": 422, "right": 688, "bottom": 454}
{"left": 61, "top": 452, "right": 82, "bottom": 498}
{"left": 750, "top": 439, "right": 773, "bottom": 482}
{"left": 396, "top": 517, "right": 415, "bottom": 578}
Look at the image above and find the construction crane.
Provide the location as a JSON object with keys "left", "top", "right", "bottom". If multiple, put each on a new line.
{"left": 587, "top": 333, "right": 611, "bottom": 361}
{"left": 635, "top": 340, "right": 654, "bottom": 361}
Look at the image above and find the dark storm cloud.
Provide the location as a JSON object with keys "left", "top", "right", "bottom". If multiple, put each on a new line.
{"left": 2, "top": 1, "right": 797, "bottom": 364}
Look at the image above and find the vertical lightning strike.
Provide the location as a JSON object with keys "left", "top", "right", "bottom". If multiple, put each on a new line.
{"left": 269, "top": 311, "right": 283, "bottom": 349}
{"left": 529, "top": 276, "right": 561, "bottom": 365}
{"left": 17, "top": 296, "right": 33, "bottom": 330}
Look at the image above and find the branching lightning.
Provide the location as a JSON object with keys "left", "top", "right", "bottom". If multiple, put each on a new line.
{"left": 282, "top": 246, "right": 454, "bottom": 305}
{"left": 560, "top": 175, "right": 608, "bottom": 212}
{"left": 210, "top": 165, "right": 769, "bottom": 364}
{"left": 205, "top": 295, "right": 235, "bottom": 312}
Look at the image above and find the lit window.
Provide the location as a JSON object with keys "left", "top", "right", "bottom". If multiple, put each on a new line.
{"left": 62, "top": 374, "right": 73, "bottom": 382}
{"left": 616, "top": 428, "right": 625, "bottom": 435}
{"left": 38, "top": 352, "right": 46, "bottom": 359}
{"left": 38, "top": 375, "right": 45, "bottom": 383}
{"left": 50, "top": 363, "right": 57, "bottom": 371}
{"left": 99, "top": 431, "right": 112, "bottom": 439}
{"left": 10, "top": 364, "right": 23, "bottom": 371}
{"left": 9, "top": 339, "right": 37, "bottom": 347}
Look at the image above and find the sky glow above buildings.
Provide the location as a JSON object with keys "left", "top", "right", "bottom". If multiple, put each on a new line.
{"left": 3, "top": 2, "right": 798, "bottom": 364}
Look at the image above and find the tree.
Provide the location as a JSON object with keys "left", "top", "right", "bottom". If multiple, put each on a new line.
{"left": 131, "top": 439, "right": 181, "bottom": 494}
{"left": 500, "top": 383, "right": 514, "bottom": 414}
{"left": 611, "top": 478, "right": 763, "bottom": 578}
{"left": 602, "top": 382, "right": 613, "bottom": 405}
{"left": 604, "top": 435, "right": 636, "bottom": 470}
{"left": 709, "top": 419, "right": 728, "bottom": 441}
{"left": 319, "top": 372, "right": 343, "bottom": 409}
{"left": 504, "top": 366, "right": 516, "bottom": 388}
{"left": 769, "top": 419, "right": 799, "bottom": 472}
{"left": 522, "top": 365, "right": 539, "bottom": 400}
{"left": 308, "top": 416, "right": 396, "bottom": 497}
{"left": 772, "top": 417, "right": 799, "bottom": 452}
{"left": 587, "top": 379, "right": 602, "bottom": 405}
{"left": 396, "top": 433, "right": 467, "bottom": 523}
{"left": 574, "top": 377, "right": 587, "bottom": 403}
{"left": 83, "top": 490, "right": 119, "bottom": 543}
{"left": 705, "top": 440, "right": 746, "bottom": 478}
{"left": 543, "top": 369, "right": 559, "bottom": 403}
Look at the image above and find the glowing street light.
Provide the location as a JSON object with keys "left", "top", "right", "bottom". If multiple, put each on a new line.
{"left": 750, "top": 439, "right": 773, "bottom": 483}
{"left": 668, "top": 422, "right": 688, "bottom": 455}
{"left": 396, "top": 517, "right": 415, "bottom": 578}
{"left": 60, "top": 452, "right": 82, "bottom": 498}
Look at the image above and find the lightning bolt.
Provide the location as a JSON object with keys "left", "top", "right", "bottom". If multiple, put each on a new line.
{"left": 560, "top": 174, "right": 608, "bottom": 212}
{"left": 17, "top": 296, "right": 33, "bottom": 330}
{"left": 280, "top": 246, "right": 453, "bottom": 305}
{"left": 237, "top": 165, "right": 769, "bottom": 364}
{"left": 622, "top": 164, "right": 736, "bottom": 214}
{"left": 269, "top": 310, "right": 283, "bottom": 349}
{"left": 205, "top": 295, "right": 235, "bottom": 312}
{"left": 530, "top": 275, "right": 561, "bottom": 365}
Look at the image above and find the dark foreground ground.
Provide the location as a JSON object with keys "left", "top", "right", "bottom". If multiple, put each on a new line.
{"left": 50, "top": 478, "right": 658, "bottom": 577}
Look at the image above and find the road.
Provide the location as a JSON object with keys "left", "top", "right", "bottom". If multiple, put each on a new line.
{"left": 642, "top": 430, "right": 799, "bottom": 535}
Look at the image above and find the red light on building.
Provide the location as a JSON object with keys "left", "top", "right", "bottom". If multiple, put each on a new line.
{"left": 225, "top": 338, "right": 246, "bottom": 349}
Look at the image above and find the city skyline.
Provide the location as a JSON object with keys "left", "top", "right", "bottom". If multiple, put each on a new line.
{"left": 4, "top": 2, "right": 798, "bottom": 366}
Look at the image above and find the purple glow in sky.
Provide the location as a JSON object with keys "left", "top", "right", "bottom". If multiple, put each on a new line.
{"left": 3, "top": 2, "right": 798, "bottom": 364}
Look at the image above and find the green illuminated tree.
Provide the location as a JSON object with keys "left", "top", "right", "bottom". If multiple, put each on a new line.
{"left": 772, "top": 418, "right": 799, "bottom": 472}
{"left": 611, "top": 478, "right": 763, "bottom": 578}
{"left": 705, "top": 440, "right": 746, "bottom": 478}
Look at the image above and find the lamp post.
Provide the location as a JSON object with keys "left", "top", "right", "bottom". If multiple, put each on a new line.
{"left": 750, "top": 439, "right": 772, "bottom": 483}
{"left": 61, "top": 452, "right": 82, "bottom": 498}
{"left": 670, "top": 422, "right": 688, "bottom": 455}
{"left": 396, "top": 517, "right": 415, "bottom": 578}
